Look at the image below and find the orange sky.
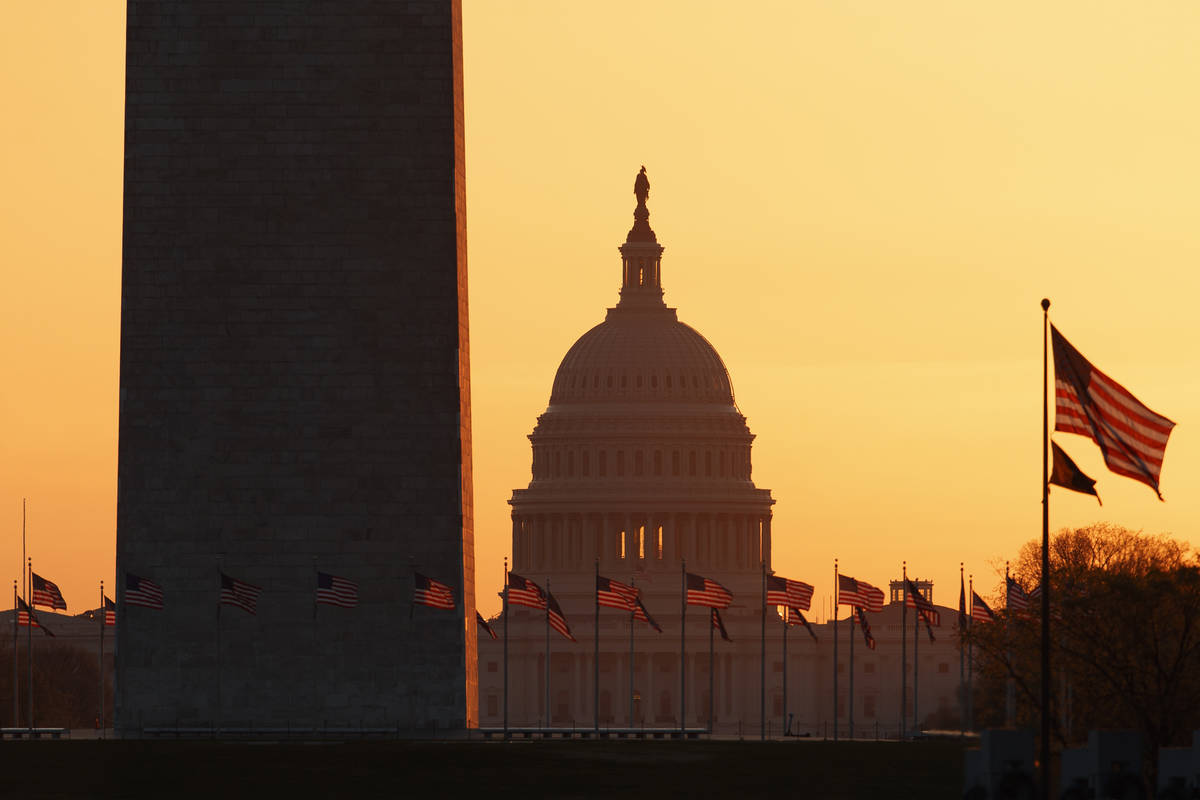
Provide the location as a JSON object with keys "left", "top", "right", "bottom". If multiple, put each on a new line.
{"left": 3, "top": 2, "right": 1199, "bottom": 621}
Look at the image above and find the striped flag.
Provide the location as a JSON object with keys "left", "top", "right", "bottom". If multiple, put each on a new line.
{"left": 1052, "top": 325, "right": 1175, "bottom": 498}
{"left": 31, "top": 572, "right": 66, "bottom": 611}
{"left": 596, "top": 575, "right": 638, "bottom": 612}
{"left": 220, "top": 572, "right": 262, "bottom": 615}
{"left": 413, "top": 573, "right": 456, "bottom": 610}
{"left": 546, "top": 591, "right": 576, "bottom": 642}
{"left": 904, "top": 578, "right": 941, "bottom": 626}
{"left": 766, "top": 575, "right": 814, "bottom": 611}
{"left": 633, "top": 595, "right": 663, "bottom": 633}
{"left": 316, "top": 572, "right": 359, "bottom": 609}
{"left": 507, "top": 573, "right": 545, "bottom": 609}
{"left": 17, "top": 597, "right": 54, "bottom": 637}
{"left": 1029, "top": 583, "right": 1043, "bottom": 604}
{"left": 837, "top": 574, "right": 884, "bottom": 612}
{"left": 125, "top": 573, "right": 164, "bottom": 610}
{"left": 103, "top": 595, "right": 116, "bottom": 626}
{"left": 476, "top": 611, "right": 498, "bottom": 640}
{"left": 971, "top": 591, "right": 995, "bottom": 623}
{"left": 1006, "top": 577, "right": 1031, "bottom": 613}
{"left": 711, "top": 608, "right": 731, "bottom": 642}
{"left": 855, "top": 606, "right": 876, "bottom": 650}
{"left": 786, "top": 607, "right": 818, "bottom": 642}
{"left": 686, "top": 573, "right": 732, "bottom": 609}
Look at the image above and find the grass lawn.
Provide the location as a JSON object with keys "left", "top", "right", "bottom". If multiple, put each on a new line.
{"left": 8, "top": 739, "right": 966, "bottom": 799}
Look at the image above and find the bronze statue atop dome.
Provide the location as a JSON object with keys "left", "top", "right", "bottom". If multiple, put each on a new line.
{"left": 634, "top": 166, "right": 650, "bottom": 207}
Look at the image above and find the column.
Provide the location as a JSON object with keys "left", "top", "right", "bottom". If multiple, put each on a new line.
{"left": 762, "top": 515, "right": 772, "bottom": 570}
{"left": 511, "top": 515, "right": 521, "bottom": 571}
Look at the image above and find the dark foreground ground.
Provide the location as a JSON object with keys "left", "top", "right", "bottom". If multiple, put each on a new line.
{"left": 5, "top": 738, "right": 966, "bottom": 799}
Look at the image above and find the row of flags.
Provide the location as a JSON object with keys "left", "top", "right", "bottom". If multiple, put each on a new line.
{"left": 20, "top": 570, "right": 463, "bottom": 620}
{"left": 504, "top": 569, "right": 820, "bottom": 645}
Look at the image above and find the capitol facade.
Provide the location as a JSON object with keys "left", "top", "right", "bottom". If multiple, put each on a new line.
{"left": 477, "top": 171, "right": 963, "bottom": 737}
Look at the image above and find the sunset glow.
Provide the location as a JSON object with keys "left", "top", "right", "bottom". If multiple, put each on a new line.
{"left": 3, "top": 1, "right": 1199, "bottom": 621}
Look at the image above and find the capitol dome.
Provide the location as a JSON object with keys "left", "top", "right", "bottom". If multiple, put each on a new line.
{"left": 486, "top": 168, "right": 777, "bottom": 732}
{"left": 549, "top": 309, "right": 734, "bottom": 406}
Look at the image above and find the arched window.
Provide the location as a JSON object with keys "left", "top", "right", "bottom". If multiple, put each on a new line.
{"left": 705, "top": 451, "right": 712, "bottom": 477}
{"left": 554, "top": 451, "right": 561, "bottom": 477}
{"left": 719, "top": 450, "right": 726, "bottom": 477}
{"left": 599, "top": 451, "right": 607, "bottom": 477}
{"left": 567, "top": 451, "right": 575, "bottom": 477}
{"left": 654, "top": 450, "right": 662, "bottom": 476}
{"left": 582, "top": 451, "right": 590, "bottom": 477}
{"left": 617, "top": 451, "right": 625, "bottom": 476}
{"left": 671, "top": 450, "right": 680, "bottom": 476}
{"left": 634, "top": 451, "right": 644, "bottom": 476}
{"left": 688, "top": 451, "right": 697, "bottom": 477}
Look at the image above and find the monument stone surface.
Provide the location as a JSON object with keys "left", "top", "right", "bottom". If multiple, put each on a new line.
{"left": 116, "top": 0, "right": 475, "bottom": 733}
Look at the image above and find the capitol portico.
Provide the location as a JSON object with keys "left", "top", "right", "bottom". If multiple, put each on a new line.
{"left": 477, "top": 170, "right": 964, "bottom": 736}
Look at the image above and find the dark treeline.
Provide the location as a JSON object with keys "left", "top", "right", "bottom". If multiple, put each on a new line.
{"left": 968, "top": 523, "right": 1200, "bottom": 783}
{"left": 0, "top": 638, "right": 112, "bottom": 729}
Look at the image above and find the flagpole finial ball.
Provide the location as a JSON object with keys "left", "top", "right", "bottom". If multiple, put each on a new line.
{"left": 1041, "top": 298, "right": 1050, "bottom": 311}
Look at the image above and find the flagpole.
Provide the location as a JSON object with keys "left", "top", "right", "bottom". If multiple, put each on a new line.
{"left": 680, "top": 559, "right": 686, "bottom": 736}
{"left": 312, "top": 557, "right": 319, "bottom": 733}
{"left": 1040, "top": 297, "right": 1052, "bottom": 800}
{"left": 759, "top": 560, "right": 765, "bottom": 741}
{"left": 1005, "top": 562, "right": 1015, "bottom": 727}
{"left": 959, "top": 563, "right": 965, "bottom": 737}
{"left": 833, "top": 558, "right": 838, "bottom": 742}
{"left": 27, "top": 557, "right": 33, "bottom": 733}
{"left": 99, "top": 580, "right": 104, "bottom": 735}
{"left": 12, "top": 580, "right": 18, "bottom": 728}
{"left": 545, "top": 577, "right": 551, "bottom": 731}
{"left": 593, "top": 558, "right": 599, "bottom": 734}
{"left": 630, "top": 575, "right": 636, "bottom": 728}
{"left": 913, "top": 583, "right": 920, "bottom": 734}
{"left": 901, "top": 561, "right": 907, "bottom": 740}
{"left": 708, "top": 607, "right": 714, "bottom": 733}
{"left": 503, "top": 557, "right": 509, "bottom": 739}
{"left": 849, "top": 599, "right": 855, "bottom": 740}
{"left": 967, "top": 574, "right": 974, "bottom": 732}
{"left": 782, "top": 608, "right": 788, "bottom": 736}
{"left": 216, "top": 556, "right": 222, "bottom": 737}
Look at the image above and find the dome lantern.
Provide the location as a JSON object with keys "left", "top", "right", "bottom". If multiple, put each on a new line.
{"left": 618, "top": 166, "right": 667, "bottom": 308}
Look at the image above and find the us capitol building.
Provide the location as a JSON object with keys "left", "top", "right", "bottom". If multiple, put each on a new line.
{"left": 477, "top": 170, "right": 962, "bottom": 736}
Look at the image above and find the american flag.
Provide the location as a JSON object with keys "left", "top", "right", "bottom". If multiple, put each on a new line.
{"left": 633, "top": 595, "right": 663, "bottom": 632}
{"left": 1052, "top": 325, "right": 1175, "bottom": 498}
{"left": 546, "top": 591, "right": 576, "bottom": 642}
{"left": 31, "top": 572, "right": 66, "bottom": 611}
{"left": 125, "top": 573, "right": 164, "bottom": 610}
{"left": 1006, "top": 577, "right": 1031, "bottom": 613}
{"left": 507, "top": 573, "right": 545, "bottom": 609}
{"left": 316, "top": 572, "right": 359, "bottom": 609}
{"left": 476, "top": 610, "right": 498, "bottom": 640}
{"left": 766, "top": 575, "right": 814, "bottom": 611}
{"left": 596, "top": 575, "right": 638, "bottom": 612}
{"left": 971, "top": 591, "right": 995, "bottom": 623}
{"left": 17, "top": 597, "right": 54, "bottom": 637}
{"left": 904, "top": 578, "right": 941, "bottom": 626}
{"left": 711, "top": 608, "right": 731, "bottom": 642}
{"left": 220, "top": 572, "right": 262, "bottom": 615}
{"left": 103, "top": 595, "right": 116, "bottom": 626}
{"left": 837, "top": 574, "right": 884, "bottom": 612}
{"left": 855, "top": 606, "right": 876, "bottom": 650}
{"left": 413, "top": 573, "right": 455, "bottom": 610}
{"left": 686, "top": 573, "right": 732, "bottom": 609}
{"left": 786, "top": 607, "right": 819, "bottom": 642}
